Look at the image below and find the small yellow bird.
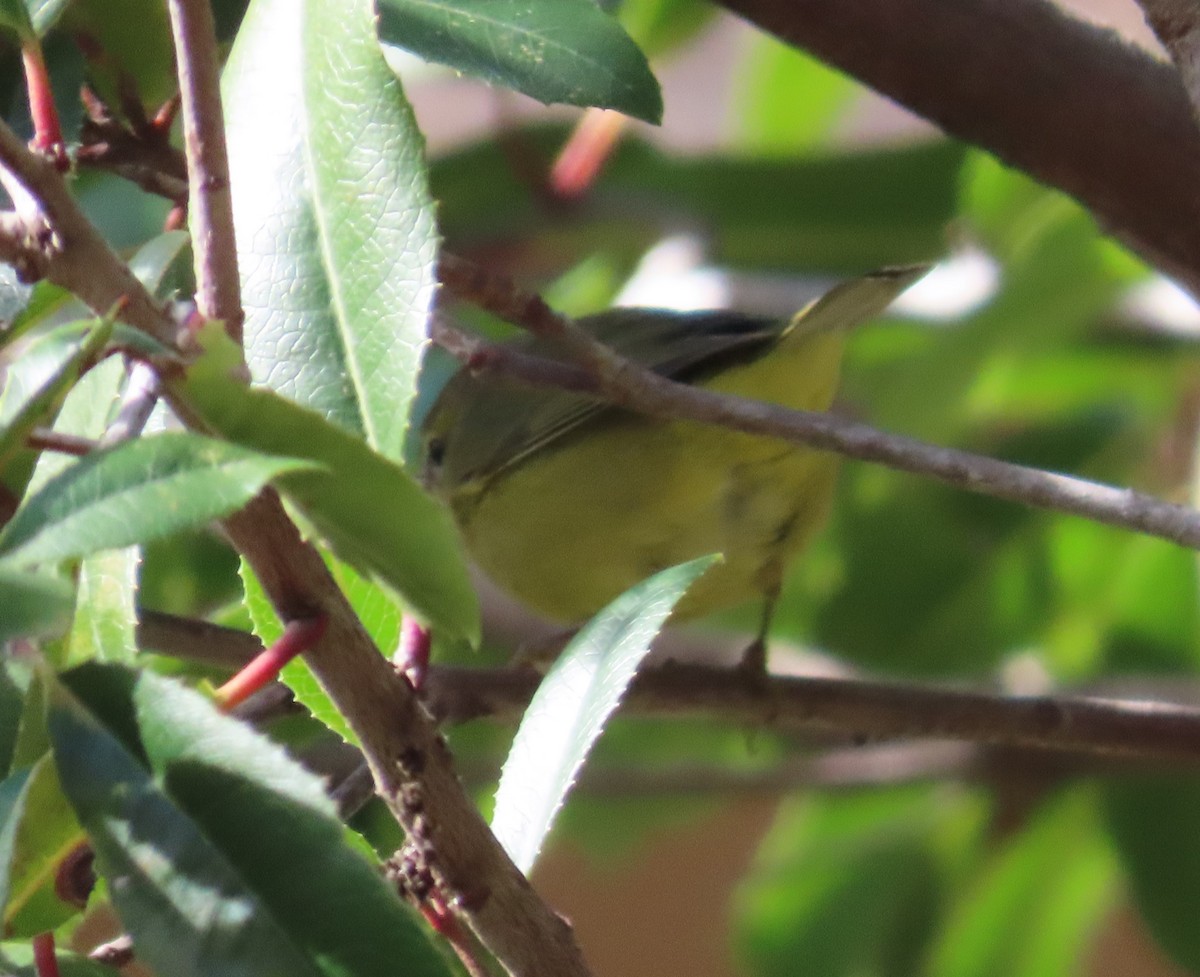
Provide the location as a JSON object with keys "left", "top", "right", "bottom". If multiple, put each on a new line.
{"left": 421, "top": 266, "right": 926, "bottom": 646}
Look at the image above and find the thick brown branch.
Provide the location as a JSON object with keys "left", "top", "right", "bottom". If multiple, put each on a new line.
{"left": 716, "top": 0, "right": 1200, "bottom": 293}
{"left": 218, "top": 493, "right": 591, "bottom": 977}
{"left": 1135, "top": 1, "right": 1200, "bottom": 124}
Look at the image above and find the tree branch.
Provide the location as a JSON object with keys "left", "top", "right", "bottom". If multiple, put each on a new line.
{"left": 163, "top": 8, "right": 592, "bottom": 976}
{"left": 0, "top": 121, "right": 175, "bottom": 345}
{"left": 166, "top": 0, "right": 242, "bottom": 339}
{"left": 425, "top": 662, "right": 1200, "bottom": 764}
{"left": 136, "top": 610, "right": 1200, "bottom": 767}
{"left": 1135, "top": 1, "right": 1200, "bottom": 124}
{"left": 432, "top": 320, "right": 1200, "bottom": 552}
{"left": 715, "top": 0, "right": 1200, "bottom": 293}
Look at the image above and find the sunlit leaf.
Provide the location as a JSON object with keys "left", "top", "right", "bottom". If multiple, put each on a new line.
{"left": 224, "top": 0, "right": 438, "bottom": 459}
{"left": 491, "top": 555, "right": 714, "bottom": 874}
{"left": 0, "top": 433, "right": 312, "bottom": 567}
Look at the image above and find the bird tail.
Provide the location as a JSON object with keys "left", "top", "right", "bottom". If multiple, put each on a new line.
{"left": 782, "top": 264, "right": 930, "bottom": 343}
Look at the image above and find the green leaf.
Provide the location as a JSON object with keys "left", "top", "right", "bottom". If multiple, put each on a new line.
{"left": 241, "top": 551, "right": 403, "bottom": 745}
{"left": 1106, "top": 777, "right": 1200, "bottom": 973}
{"left": 491, "top": 555, "right": 714, "bottom": 873}
{"left": 62, "top": 546, "right": 139, "bottom": 667}
{"left": 378, "top": 0, "right": 663, "bottom": 124}
{"left": 616, "top": 0, "right": 713, "bottom": 59}
{"left": 49, "top": 665, "right": 450, "bottom": 977}
{"left": 0, "top": 943, "right": 115, "bottom": 977}
{"left": 0, "top": 568, "right": 73, "bottom": 641}
{"left": 182, "top": 343, "right": 480, "bottom": 642}
{"left": 60, "top": 0, "right": 176, "bottom": 106}
{"left": 26, "top": 0, "right": 71, "bottom": 35}
{"left": 2, "top": 753, "right": 86, "bottom": 937}
{"left": 929, "top": 789, "right": 1116, "bottom": 977}
{"left": 0, "top": 433, "right": 312, "bottom": 567}
{"left": 736, "top": 789, "right": 981, "bottom": 977}
{"left": 0, "top": 317, "right": 113, "bottom": 473}
{"left": 733, "top": 33, "right": 858, "bottom": 154}
{"left": 0, "top": 0, "right": 34, "bottom": 41}
{"left": 224, "top": 0, "right": 438, "bottom": 459}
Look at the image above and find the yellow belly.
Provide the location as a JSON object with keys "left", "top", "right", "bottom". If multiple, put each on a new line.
{"left": 446, "top": 331, "right": 845, "bottom": 623}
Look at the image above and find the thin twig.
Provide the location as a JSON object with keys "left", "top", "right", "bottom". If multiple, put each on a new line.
{"left": 578, "top": 744, "right": 976, "bottom": 796}
{"left": 98, "top": 361, "right": 161, "bottom": 447}
{"left": 165, "top": 0, "right": 242, "bottom": 338}
{"left": 432, "top": 319, "right": 1200, "bottom": 552}
{"left": 0, "top": 118, "right": 176, "bottom": 344}
{"left": 136, "top": 608, "right": 263, "bottom": 668}
{"left": 77, "top": 85, "right": 189, "bottom": 206}
{"left": 25, "top": 428, "right": 95, "bottom": 457}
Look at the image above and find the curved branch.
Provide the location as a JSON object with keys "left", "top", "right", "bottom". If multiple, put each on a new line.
{"left": 716, "top": 0, "right": 1200, "bottom": 292}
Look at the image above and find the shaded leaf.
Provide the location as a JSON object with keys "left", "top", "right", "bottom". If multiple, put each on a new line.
{"left": 0, "top": 766, "right": 31, "bottom": 915}
{"left": 0, "top": 664, "right": 23, "bottom": 777}
{"left": 378, "top": 0, "right": 662, "bottom": 123}
{"left": 929, "top": 789, "right": 1115, "bottom": 977}
{"left": 60, "top": 0, "right": 176, "bottom": 106}
{"left": 0, "top": 317, "right": 113, "bottom": 473}
{"left": 2, "top": 753, "right": 85, "bottom": 937}
{"left": 0, "top": 0, "right": 33, "bottom": 41}
{"left": 182, "top": 337, "right": 479, "bottom": 642}
{"left": 0, "top": 568, "right": 73, "bottom": 641}
{"left": 50, "top": 665, "right": 450, "bottom": 977}
{"left": 1106, "top": 778, "right": 1200, "bottom": 974}
{"left": 491, "top": 555, "right": 714, "bottom": 873}
{"left": 736, "top": 789, "right": 980, "bottom": 977}
{"left": 432, "top": 131, "right": 959, "bottom": 273}
{"left": 0, "top": 433, "right": 312, "bottom": 567}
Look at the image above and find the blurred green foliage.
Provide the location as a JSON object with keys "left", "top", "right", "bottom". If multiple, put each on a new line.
{"left": 1, "top": 0, "right": 1198, "bottom": 974}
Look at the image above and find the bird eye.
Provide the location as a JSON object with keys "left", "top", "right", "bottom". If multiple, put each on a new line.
{"left": 426, "top": 436, "right": 446, "bottom": 468}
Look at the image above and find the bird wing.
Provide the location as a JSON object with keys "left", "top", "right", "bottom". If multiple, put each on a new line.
{"left": 437, "top": 265, "right": 928, "bottom": 487}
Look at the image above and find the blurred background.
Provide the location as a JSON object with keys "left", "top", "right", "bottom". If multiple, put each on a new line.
{"left": 6, "top": 1, "right": 1200, "bottom": 974}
